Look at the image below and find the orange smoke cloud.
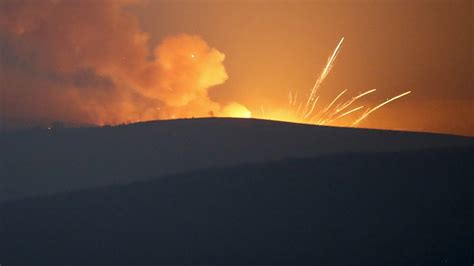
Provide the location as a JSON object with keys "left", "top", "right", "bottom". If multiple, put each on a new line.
{"left": 0, "top": 0, "right": 248, "bottom": 128}
{"left": 147, "top": 35, "right": 228, "bottom": 107}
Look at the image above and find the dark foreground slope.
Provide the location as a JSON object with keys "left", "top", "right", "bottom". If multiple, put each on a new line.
{"left": 1, "top": 147, "right": 472, "bottom": 265}
{"left": 1, "top": 118, "right": 473, "bottom": 202}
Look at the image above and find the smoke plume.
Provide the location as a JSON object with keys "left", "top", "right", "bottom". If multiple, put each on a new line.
{"left": 0, "top": 0, "right": 249, "bottom": 127}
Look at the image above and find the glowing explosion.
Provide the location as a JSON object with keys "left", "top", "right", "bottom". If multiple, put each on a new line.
{"left": 0, "top": 1, "right": 409, "bottom": 129}
{"left": 0, "top": 0, "right": 250, "bottom": 127}
{"left": 256, "top": 37, "right": 411, "bottom": 127}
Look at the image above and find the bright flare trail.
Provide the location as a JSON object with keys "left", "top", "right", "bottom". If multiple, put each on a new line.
{"left": 305, "top": 37, "right": 345, "bottom": 117}
{"left": 260, "top": 37, "right": 411, "bottom": 128}
{"left": 352, "top": 91, "right": 412, "bottom": 125}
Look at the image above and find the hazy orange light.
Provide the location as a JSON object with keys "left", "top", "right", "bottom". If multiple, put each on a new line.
{"left": 220, "top": 102, "right": 252, "bottom": 118}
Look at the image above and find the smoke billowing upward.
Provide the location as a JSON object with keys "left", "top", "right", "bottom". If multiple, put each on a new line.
{"left": 0, "top": 0, "right": 249, "bottom": 128}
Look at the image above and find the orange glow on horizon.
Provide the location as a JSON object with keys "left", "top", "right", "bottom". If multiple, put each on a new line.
{"left": 1, "top": 1, "right": 471, "bottom": 136}
{"left": 238, "top": 38, "right": 411, "bottom": 130}
{"left": 219, "top": 102, "right": 252, "bottom": 119}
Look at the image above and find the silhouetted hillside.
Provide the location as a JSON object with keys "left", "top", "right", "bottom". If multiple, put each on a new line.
{"left": 1, "top": 118, "right": 472, "bottom": 202}
{"left": 1, "top": 147, "right": 472, "bottom": 265}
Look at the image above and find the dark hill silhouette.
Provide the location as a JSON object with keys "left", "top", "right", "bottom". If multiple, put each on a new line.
{"left": 1, "top": 118, "right": 472, "bottom": 202}
{"left": 0, "top": 147, "right": 472, "bottom": 265}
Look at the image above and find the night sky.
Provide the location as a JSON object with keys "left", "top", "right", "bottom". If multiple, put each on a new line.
{"left": 0, "top": 0, "right": 472, "bottom": 135}
{"left": 0, "top": 2, "right": 473, "bottom": 264}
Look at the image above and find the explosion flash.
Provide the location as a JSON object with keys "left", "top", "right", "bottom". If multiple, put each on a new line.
{"left": 261, "top": 37, "right": 411, "bottom": 128}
